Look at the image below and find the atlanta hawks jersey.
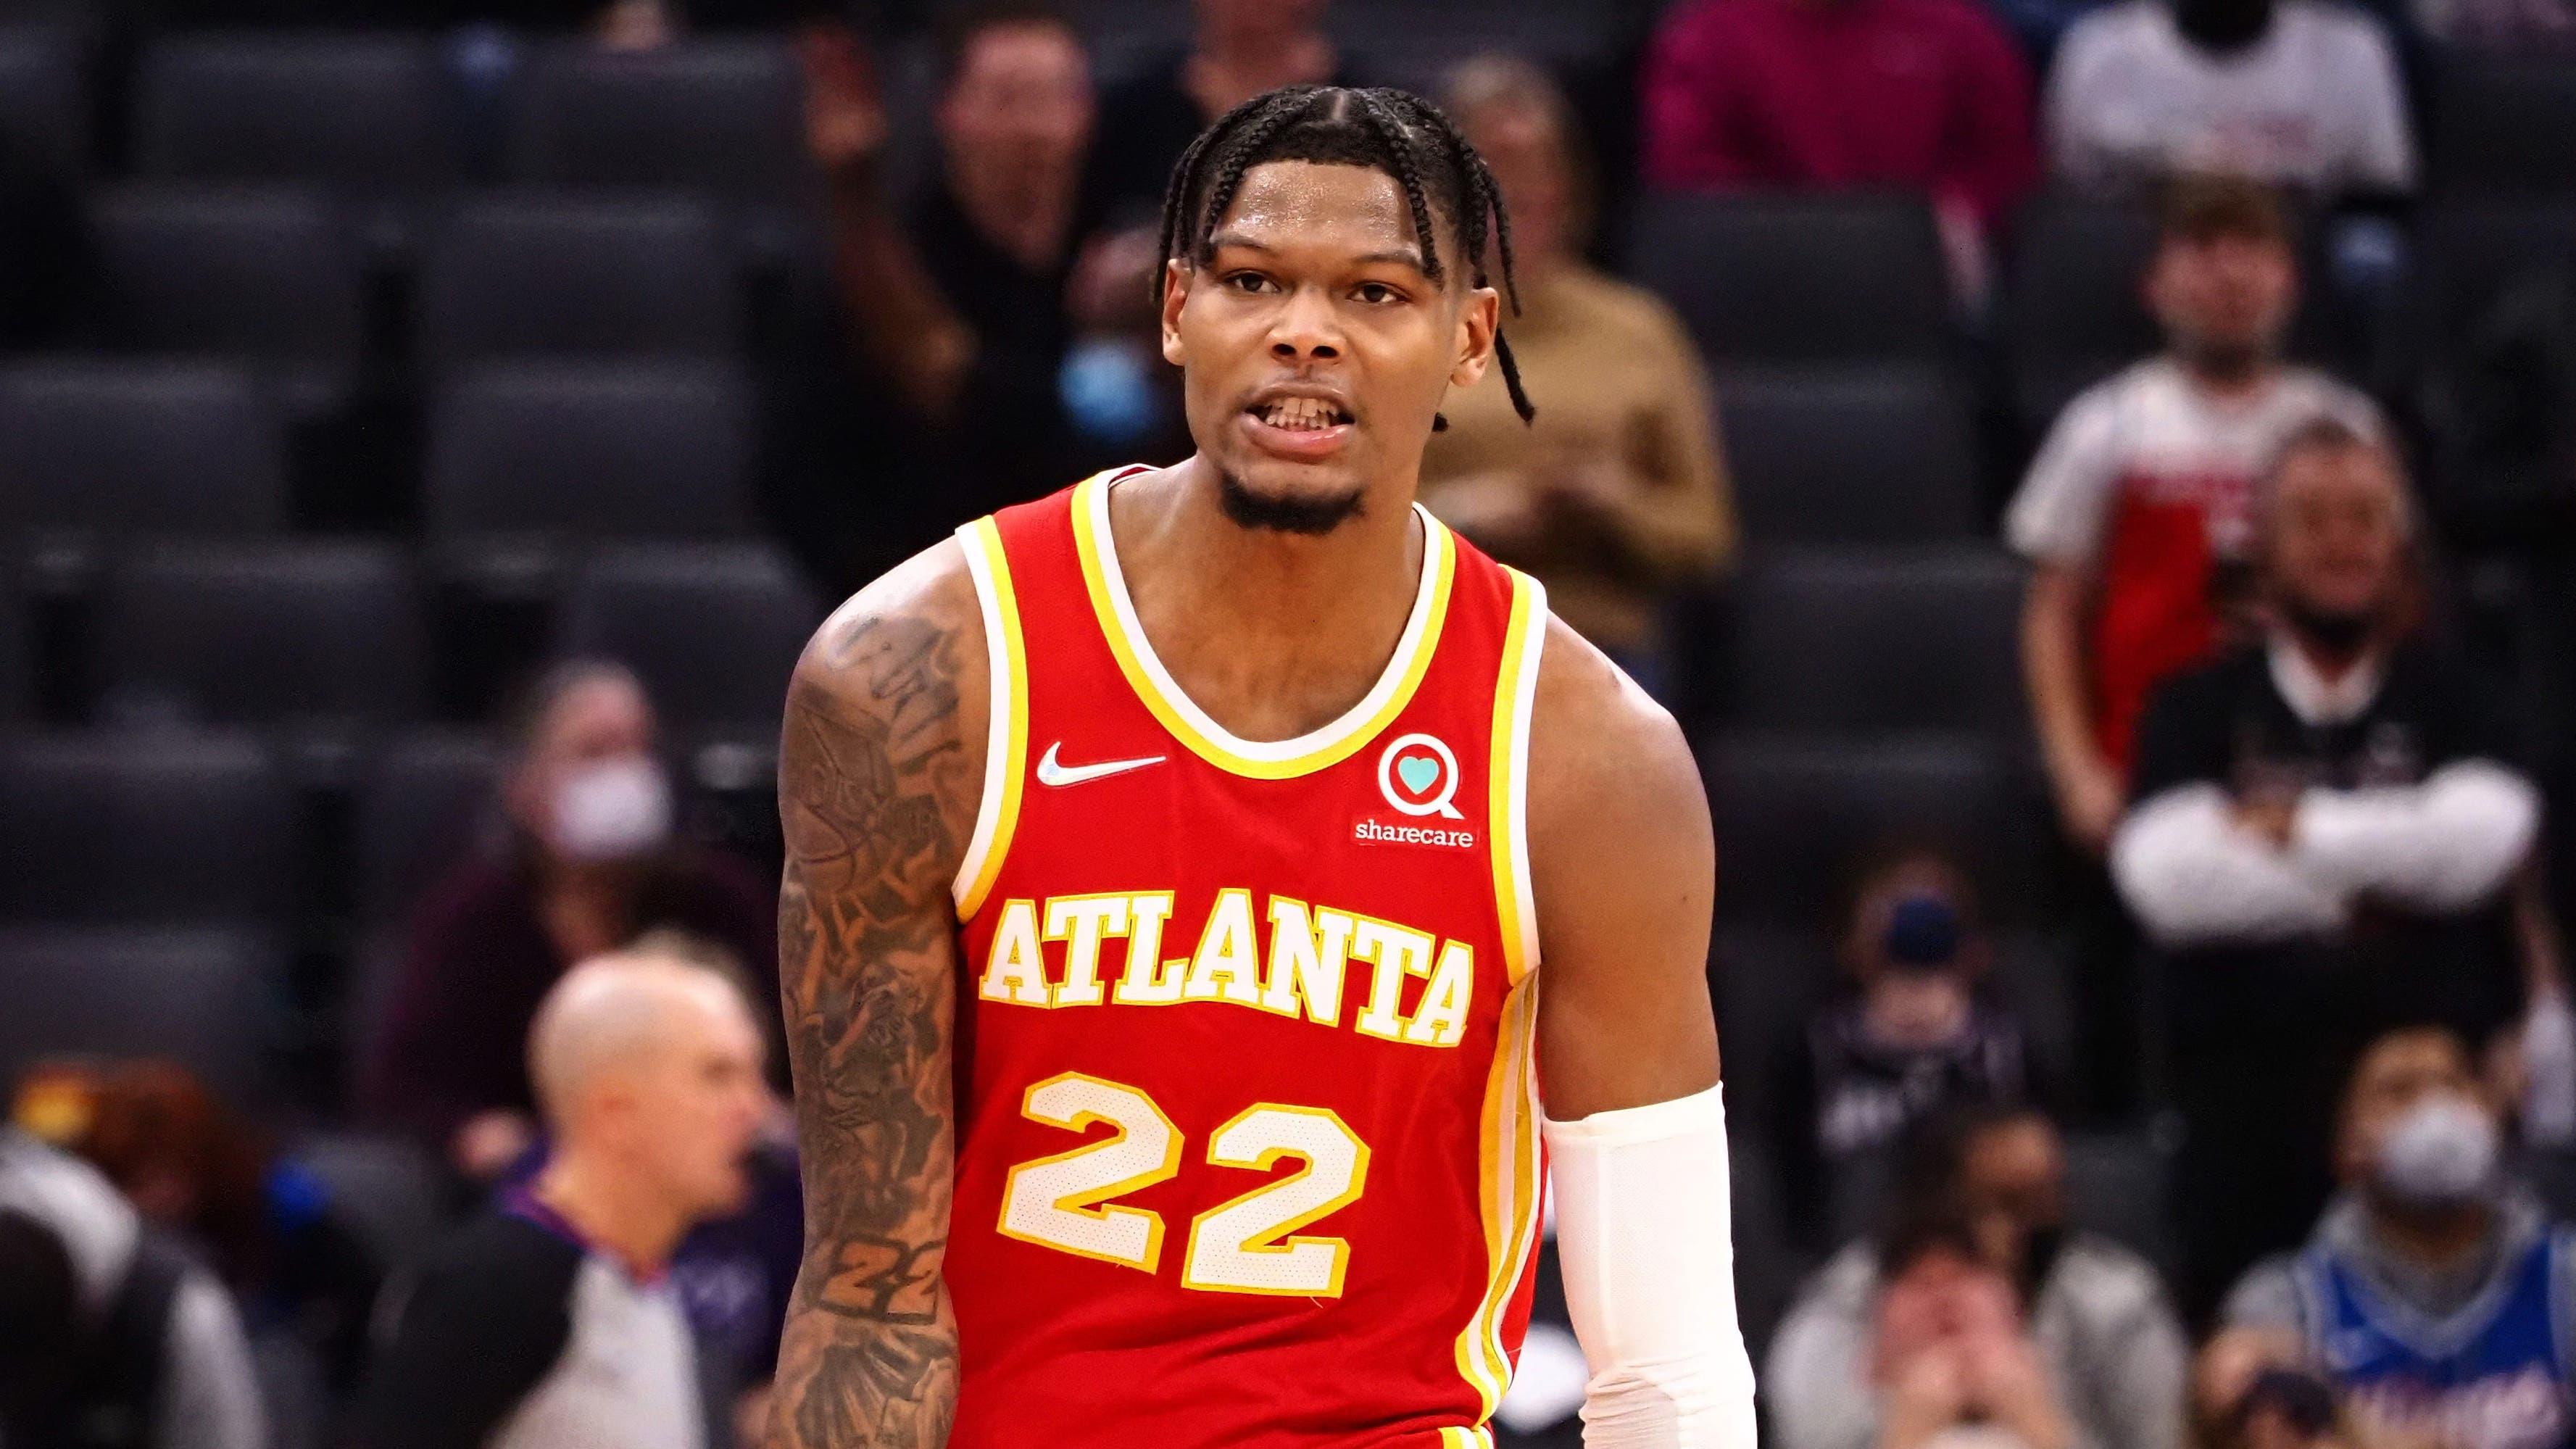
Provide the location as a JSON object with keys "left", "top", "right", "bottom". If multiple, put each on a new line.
{"left": 937, "top": 468, "right": 1548, "bottom": 1448}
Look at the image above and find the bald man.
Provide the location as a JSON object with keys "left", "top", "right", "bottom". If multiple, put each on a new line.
{"left": 354, "top": 952, "right": 769, "bottom": 1449}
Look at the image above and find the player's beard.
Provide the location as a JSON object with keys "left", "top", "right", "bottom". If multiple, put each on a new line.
{"left": 1218, "top": 469, "right": 1368, "bottom": 536}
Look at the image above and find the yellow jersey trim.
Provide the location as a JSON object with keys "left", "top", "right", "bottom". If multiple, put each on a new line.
{"left": 1487, "top": 571, "right": 1547, "bottom": 987}
{"left": 1070, "top": 470, "right": 1457, "bottom": 781}
{"left": 952, "top": 516, "right": 1028, "bottom": 919}
{"left": 1452, "top": 973, "right": 1544, "bottom": 1424}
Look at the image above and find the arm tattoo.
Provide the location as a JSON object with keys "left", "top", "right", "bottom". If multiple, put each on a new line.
{"left": 772, "top": 610, "right": 972, "bottom": 1448}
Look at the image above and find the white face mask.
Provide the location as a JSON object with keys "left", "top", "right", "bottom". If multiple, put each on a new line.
{"left": 549, "top": 755, "right": 672, "bottom": 862}
{"left": 2373, "top": 1094, "right": 2500, "bottom": 1211}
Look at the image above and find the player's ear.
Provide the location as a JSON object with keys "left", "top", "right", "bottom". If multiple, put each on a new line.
{"left": 1160, "top": 258, "right": 1193, "bottom": 367}
{"left": 1448, "top": 284, "right": 1500, "bottom": 391}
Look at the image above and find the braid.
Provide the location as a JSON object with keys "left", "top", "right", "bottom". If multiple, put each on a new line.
{"left": 1152, "top": 83, "right": 1537, "bottom": 425}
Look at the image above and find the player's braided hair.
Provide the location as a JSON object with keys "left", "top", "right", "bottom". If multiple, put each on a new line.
{"left": 1154, "top": 85, "right": 1535, "bottom": 427}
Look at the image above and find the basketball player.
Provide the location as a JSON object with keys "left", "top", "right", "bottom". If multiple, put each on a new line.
{"left": 771, "top": 86, "right": 1756, "bottom": 1448}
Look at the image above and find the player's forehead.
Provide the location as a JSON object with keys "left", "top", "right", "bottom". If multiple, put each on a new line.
{"left": 1210, "top": 159, "right": 1434, "bottom": 275}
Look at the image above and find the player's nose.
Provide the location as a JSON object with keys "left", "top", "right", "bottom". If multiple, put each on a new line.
{"left": 1267, "top": 285, "right": 1343, "bottom": 362}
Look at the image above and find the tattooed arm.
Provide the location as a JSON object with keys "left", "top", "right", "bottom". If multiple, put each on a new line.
{"left": 772, "top": 540, "right": 989, "bottom": 1448}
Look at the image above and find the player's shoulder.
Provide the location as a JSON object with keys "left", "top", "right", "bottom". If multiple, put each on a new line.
{"left": 788, "top": 533, "right": 986, "bottom": 725}
{"left": 1524, "top": 615, "right": 1707, "bottom": 856}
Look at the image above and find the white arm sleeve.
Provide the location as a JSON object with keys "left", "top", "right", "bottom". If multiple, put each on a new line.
{"left": 2291, "top": 762, "right": 2540, "bottom": 912}
{"left": 1544, "top": 1083, "right": 1759, "bottom": 1449}
{"left": 2110, "top": 784, "right": 2351, "bottom": 946}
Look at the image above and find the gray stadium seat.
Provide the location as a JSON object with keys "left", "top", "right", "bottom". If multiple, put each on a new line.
{"left": 94, "top": 541, "right": 429, "bottom": 734}
{"left": 508, "top": 39, "right": 816, "bottom": 209}
{"left": 354, "top": 731, "right": 504, "bottom": 928}
{"left": 0, "top": 576, "right": 27, "bottom": 723}
{"left": 1727, "top": 546, "right": 2026, "bottom": 734}
{"left": 88, "top": 183, "right": 366, "bottom": 403}
{"left": 417, "top": 194, "right": 741, "bottom": 373}
{"left": 0, "top": 25, "right": 86, "bottom": 178}
{"left": 2061, "top": 1129, "right": 2177, "bottom": 1271}
{"left": 2419, "top": 199, "right": 2576, "bottom": 356}
{"left": 2433, "top": 58, "right": 2576, "bottom": 194}
{"left": 132, "top": 34, "right": 457, "bottom": 194}
{"left": 425, "top": 362, "right": 754, "bottom": 541}
{"left": 2006, "top": 195, "right": 2159, "bottom": 370}
{"left": 0, "top": 363, "right": 288, "bottom": 538}
{"left": 290, "top": 1132, "right": 452, "bottom": 1269}
{"left": 558, "top": 542, "right": 824, "bottom": 734}
{"left": 0, "top": 733, "right": 294, "bottom": 925}
{"left": 1700, "top": 731, "right": 2044, "bottom": 927}
{"left": 1718, "top": 366, "right": 1983, "bottom": 544}
{"left": 1629, "top": 192, "right": 1951, "bottom": 365}
{"left": 0, "top": 927, "right": 278, "bottom": 1106}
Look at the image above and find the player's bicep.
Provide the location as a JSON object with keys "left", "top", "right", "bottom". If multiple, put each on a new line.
{"left": 1526, "top": 626, "right": 1720, "bottom": 1121}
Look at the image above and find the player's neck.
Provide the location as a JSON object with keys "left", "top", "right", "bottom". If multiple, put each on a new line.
{"left": 1110, "top": 459, "right": 1426, "bottom": 739}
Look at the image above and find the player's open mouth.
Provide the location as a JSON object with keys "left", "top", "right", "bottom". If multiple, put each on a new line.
{"left": 1240, "top": 389, "right": 1355, "bottom": 460}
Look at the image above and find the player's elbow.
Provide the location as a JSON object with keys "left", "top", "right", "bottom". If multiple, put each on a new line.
{"left": 1580, "top": 1348, "right": 1759, "bottom": 1449}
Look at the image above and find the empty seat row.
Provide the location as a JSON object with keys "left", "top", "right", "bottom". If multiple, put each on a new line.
{"left": 0, "top": 359, "right": 757, "bottom": 540}
{"left": 1713, "top": 544, "right": 2027, "bottom": 735}
{"left": 0, "top": 926, "right": 280, "bottom": 1105}
{"left": 8, "top": 539, "right": 822, "bottom": 734}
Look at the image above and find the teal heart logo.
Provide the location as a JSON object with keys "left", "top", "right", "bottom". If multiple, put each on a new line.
{"left": 1397, "top": 755, "right": 1441, "bottom": 795}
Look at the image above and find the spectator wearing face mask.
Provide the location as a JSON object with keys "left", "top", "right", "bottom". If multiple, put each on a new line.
{"left": 2114, "top": 422, "right": 2543, "bottom": 1317}
{"left": 1769, "top": 1105, "right": 2189, "bottom": 1449}
{"left": 2223, "top": 1025, "right": 2576, "bottom": 1449}
{"left": 1774, "top": 850, "right": 2043, "bottom": 1245}
{"left": 362, "top": 661, "right": 774, "bottom": 1186}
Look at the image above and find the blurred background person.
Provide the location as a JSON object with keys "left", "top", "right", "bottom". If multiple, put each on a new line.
{"left": 1081, "top": 0, "right": 1350, "bottom": 227}
{"left": 1771, "top": 849, "right": 2042, "bottom": 1246}
{"left": 2221, "top": 1024, "right": 2576, "bottom": 1449}
{"left": 1769, "top": 1105, "right": 2188, "bottom": 1449}
{"left": 2114, "top": 420, "right": 2541, "bottom": 1317}
{"left": 0, "top": 1124, "right": 267, "bottom": 1449}
{"left": 2190, "top": 1329, "right": 2361, "bottom": 1449}
{"left": 353, "top": 949, "right": 769, "bottom": 1449}
{"left": 2045, "top": 0, "right": 2414, "bottom": 198}
{"left": 1421, "top": 55, "right": 1734, "bottom": 688}
{"left": 363, "top": 660, "right": 773, "bottom": 1186}
{"left": 1640, "top": 0, "right": 2040, "bottom": 272}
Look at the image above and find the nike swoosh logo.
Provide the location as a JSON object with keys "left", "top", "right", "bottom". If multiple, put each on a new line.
{"left": 1035, "top": 742, "right": 1166, "bottom": 787}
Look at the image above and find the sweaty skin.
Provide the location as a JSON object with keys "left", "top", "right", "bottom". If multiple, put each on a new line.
{"left": 770, "top": 157, "right": 1719, "bottom": 1446}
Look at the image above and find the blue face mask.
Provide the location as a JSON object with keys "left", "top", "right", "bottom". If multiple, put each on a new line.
{"left": 1060, "top": 338, "right": 1166, "bottom": 446}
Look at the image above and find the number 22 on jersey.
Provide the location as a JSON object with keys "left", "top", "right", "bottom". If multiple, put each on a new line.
{"left": 997, "top": 1072, "right": 1374, "bottom": 1298}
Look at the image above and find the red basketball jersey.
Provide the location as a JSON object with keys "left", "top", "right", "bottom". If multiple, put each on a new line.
{"left": 939, "top": 469, "right": 1549, "bottom": 1448}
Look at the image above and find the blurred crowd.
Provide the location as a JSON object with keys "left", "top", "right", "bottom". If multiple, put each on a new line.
{"left": 4, "top": 0, "right": 2576, "bottom": 1445}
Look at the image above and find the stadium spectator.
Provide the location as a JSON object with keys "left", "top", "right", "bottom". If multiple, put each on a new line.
{"left": 1769, "top": 1105, "right": 2187, "bottom": 1449}
{"left": 2011, "top": 175, "right": 2380, "bottom": 852}
{"left": 800, "top": 4, "right": 1104, "bottom": 544}
{"left": 17, "top": 1060, "right": 384, "bottom": 1411}
{"left": 2221, "top": 1024, "right": 2576, "bottom": 1449}
{"left": 363, "top": 661, "right": 773, "bottom": 1184}
{"left": 2189, "top": 1329, "right": 2358, "bottom": 1449}
{"left": 2043, "top": 0, "right": 2414, "bottom": 197}
{"left": 2113, "top": 420, "right": 2541, "bottom": 1316}
{"left": 0, "top": 1126, "right": 268, "bottom": 1449}
{"left": 353, "top": 950, "right": 769, "bottom": 1449}
{"left": 1639, "top": 0, "right": 2040, "bottom": 244}
{"left": 1771, "top": 849, "right": 2040, "bottom": 1245}
{"left": 1081, "top": 0, "right": 1350, "bottom": 228}
{"left": 1418, "top": 57, "right": 1734, "bottom": 681}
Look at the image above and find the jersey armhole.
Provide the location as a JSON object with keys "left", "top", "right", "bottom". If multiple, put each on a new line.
{"left": 1487, "top": 570, "right": 1547, "bottom": 985}
{"left": 952, "top": 517, "right": 1029, "bottom": 918}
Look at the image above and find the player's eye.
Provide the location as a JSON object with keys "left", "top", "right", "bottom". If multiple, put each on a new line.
{"left": 1353, "top": 282, "right": 1405, "bottom": 305}
{"left": 1223, "top": 272, "right": 1277, "bottom": 295}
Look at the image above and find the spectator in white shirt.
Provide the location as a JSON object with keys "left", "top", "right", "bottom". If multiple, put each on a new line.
{"left": 2045, "top": 0, "right": 2415, "bottom": 197}
{"left": 2110, "top": 419, "right": 2541, "bottom": 1318}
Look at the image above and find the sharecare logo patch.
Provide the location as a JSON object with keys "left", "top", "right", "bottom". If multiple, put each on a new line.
{"left": 1353, "top": 818, "right": 1476, "bottom": 850}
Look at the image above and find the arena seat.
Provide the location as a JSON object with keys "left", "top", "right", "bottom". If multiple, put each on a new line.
{"left": 0, "top": 24, "right": 87, "bottom": 178}
{"left": 0, "top": 926, "right": 280, "bottom": 1107}
{"left": 2432, "top": 57, "right": 2576, "bottom": 194}
{"left": 0, "top": 574, "right": 28, "bottom": 724}
{"left": 2003, "top": 194, "right": 2160, "bottom": 404}
{"left": 507, "top": 38, "right": 816, "bottom": 209}
{"left": 2416, "top": 198, "right": 2576, "bottom": 357}
{"left": 0, "top": 732, "right": 294, "bottom": 926}
{"left": 1629, "top": 191, "right": 1951, "bottom": 365}
{"left": 353, "top": 730, "right": 504, "bottom": 929}
{"left": 424, "top": 361, "right": 755, "bottom": 541}
{"left": 0, "top": 362, "right": 288, "bottom": 539}
{"left": 417, "top": 193, "right": 741, "bottom": 374}
{"left": 132, "top": 34, "right": 458, "bottom": 194}
{"left": 94, "top": 541, "right": 429, "bottom": 735}
{"left": 2061, "top": 1129, "right": 2177, "bottom": 1270}
{"left": 88, "top": 183, "right": 367, "bottom": 405}
{"left": 1717, "top": 365, "right": 1983, "bottom": 544}
{"left": 1725, "top": 546, "right": 2026, "bottom": 734}
{"left": 557, "top": 542, "right": 824, "bottom": 735}
{"left": 290, "top": 1132, "right": 453, "bottom": 1269}
{"left": 1699, "top": 731, "right": 2045, "bottom": 927}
